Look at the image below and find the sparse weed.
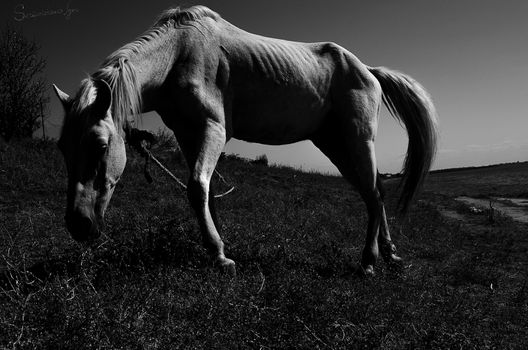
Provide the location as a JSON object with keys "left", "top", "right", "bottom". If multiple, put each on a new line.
{"left": 1, "top": 139, "right": 527, "bottom": 348}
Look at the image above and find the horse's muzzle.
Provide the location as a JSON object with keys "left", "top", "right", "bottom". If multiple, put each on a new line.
{"left": 65, "top": 211, "right": 100, "bottom": 242}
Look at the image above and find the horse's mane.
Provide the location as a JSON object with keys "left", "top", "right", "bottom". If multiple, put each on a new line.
{"left": 156, "top": 5, "right": 220, "bottom": 28}
{"left": 75, "top": 6, "right": 220, "bottom": 132}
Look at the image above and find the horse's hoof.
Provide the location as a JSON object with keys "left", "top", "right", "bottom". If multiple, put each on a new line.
{"left": 215, "top": 257, "right": 236, "bottom": 277}
{"left": 358, "top": 264, "right": 375, "bottom": 277}
{"left": 386, "top": 254, "right": 404, "bottom": 271}
{"left": 380, "top": 242, "right": 403, "bottom": 269}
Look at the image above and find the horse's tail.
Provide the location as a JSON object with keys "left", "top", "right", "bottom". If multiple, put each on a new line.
{"left": 368, "top": 66, "right": 438, "bottom": 216}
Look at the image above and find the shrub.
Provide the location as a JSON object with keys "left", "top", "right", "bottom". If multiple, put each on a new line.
{"left": 253, "top": 154, "right": 269, "bottom": 166}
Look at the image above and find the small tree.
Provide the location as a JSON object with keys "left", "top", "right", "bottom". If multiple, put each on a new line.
{"left": 0, "top": 26, "right": 48, "bottom": 141}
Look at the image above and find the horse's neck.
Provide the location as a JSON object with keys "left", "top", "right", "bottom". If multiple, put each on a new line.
{"left": 128, "top": 29, "right": 179, "bottom": 112}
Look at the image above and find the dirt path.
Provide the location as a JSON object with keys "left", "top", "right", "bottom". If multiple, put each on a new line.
{"left": 455, "top": 196, "right": 528, "bottom": 223}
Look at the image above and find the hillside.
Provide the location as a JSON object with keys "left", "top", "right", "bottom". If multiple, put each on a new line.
{"left": 1, "top": 139, "right": 527, "bottom": 349}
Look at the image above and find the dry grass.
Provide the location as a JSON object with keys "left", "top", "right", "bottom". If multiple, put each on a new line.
{"left": 1, "top": 139, "right": 527, "bottom": 349}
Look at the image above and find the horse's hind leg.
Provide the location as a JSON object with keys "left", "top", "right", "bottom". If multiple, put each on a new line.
{"left": 175, "top": 118, "right": 235, "bottom": 276}
{"left": 313, "top": 124, "right": 383, "bottom": 275}
{"left": 379, "top": 205, "right": 403, "bottom": 267}
{"left": 353, "top": 142, "right": 383, "bottom": 275}
{"left": 376, "top": 178, "right": 403, "bottom": 267}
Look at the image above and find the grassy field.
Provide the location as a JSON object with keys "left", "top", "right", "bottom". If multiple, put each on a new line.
{"left": 1, "top": 139, "right": 527, "bottom": 349}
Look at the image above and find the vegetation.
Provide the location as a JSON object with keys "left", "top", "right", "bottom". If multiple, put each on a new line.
{"left": 1, "top": 139, "right": 527, "bottom": 349}
{"left": 0, "top": 27, "right": 48, "bottom": 141}
{"left": 253, "top": 154, "right": 269, "bottom": 166}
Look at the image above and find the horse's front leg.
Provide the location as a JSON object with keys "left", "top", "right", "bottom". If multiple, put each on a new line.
{"left": 178, "top": 119, "right": 235, "bottom": 276}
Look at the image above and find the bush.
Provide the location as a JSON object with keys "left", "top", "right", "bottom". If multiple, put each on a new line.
{"left": 253, "top": 154, "right": 269, "bottom": 166}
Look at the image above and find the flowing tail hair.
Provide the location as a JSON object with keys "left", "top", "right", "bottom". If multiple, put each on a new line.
{"left": 368, "top": 66, "right": 438, "bottom": 216}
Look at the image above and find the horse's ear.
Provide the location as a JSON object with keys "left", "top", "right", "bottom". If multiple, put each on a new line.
{"left": 92, "top": 79, "right": 112, "bottom": 118}
{"left": 52, "top": 84, "right": 72, "bottom": 111}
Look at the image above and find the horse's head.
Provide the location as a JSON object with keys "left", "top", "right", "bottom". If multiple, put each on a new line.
{"left": 53, "top": 79, "right": 126, "bottom": 242}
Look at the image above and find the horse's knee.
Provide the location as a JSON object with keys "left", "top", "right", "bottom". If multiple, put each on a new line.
{"left": 187, "top": 176, "right": 209, "bottom": 210}
{"left": 364, "top": 191, "right": 383, "bottom": 218}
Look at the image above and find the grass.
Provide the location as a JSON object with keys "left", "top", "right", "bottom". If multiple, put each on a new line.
{"left": 1, "top": 139, "right": 527, "bottom": 349}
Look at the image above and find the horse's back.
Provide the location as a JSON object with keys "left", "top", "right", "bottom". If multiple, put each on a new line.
{"left": 218, "top": 19, "right": 367, "bottom": 90}
{"left": 211, "top": 19, "right": 372, "bottom": 144}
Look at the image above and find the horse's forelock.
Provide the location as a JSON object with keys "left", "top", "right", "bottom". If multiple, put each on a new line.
{"left": 70, "top": 78, "right": 95, "bottom": 116}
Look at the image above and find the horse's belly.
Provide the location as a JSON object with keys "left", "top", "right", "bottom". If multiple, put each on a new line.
{"left": 231, "top": 92, "right": 328, "bottom": 145}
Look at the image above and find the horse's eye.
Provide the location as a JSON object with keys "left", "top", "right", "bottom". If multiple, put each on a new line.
{"left": 97, "top": 143, "right": 108, "bottom": 155}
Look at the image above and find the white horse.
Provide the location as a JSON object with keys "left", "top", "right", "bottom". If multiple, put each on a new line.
{"left": 53, "top": 5, "right": 437, "bottom": 276}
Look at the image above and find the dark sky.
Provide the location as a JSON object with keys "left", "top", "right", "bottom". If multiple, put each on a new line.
{"left": 2, "top": 0, "right": 527, "bottom": 173}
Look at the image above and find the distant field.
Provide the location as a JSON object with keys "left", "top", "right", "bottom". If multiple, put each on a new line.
{"left": 1, "top": 139, "right": 527, "bottom": 349}
{"left": 426, "top": 162, "right": 528, "bottom": 197}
